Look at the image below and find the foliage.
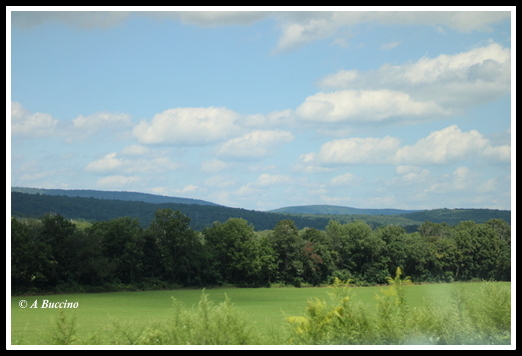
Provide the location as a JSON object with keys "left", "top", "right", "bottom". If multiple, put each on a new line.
{"left": 10, "top": 207, "right": 511, "bottom": 294}
{"left": 286, "top": 280, "right": 511, "bottom": 345}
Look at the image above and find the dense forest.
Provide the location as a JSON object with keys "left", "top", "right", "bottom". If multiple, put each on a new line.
{"left": 11, "top": 207, "right": 511, "bottom": 295}
{"left": 11, "top": 191, "right": 511, "bottom": 232}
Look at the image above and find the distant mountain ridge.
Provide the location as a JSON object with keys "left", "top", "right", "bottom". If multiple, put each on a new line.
{"left": 11, "top": 187, "right": 511, "bottom": 230}
{"left": 268, "top": 205, "right": 421, "bottom": 216}
{"left": 10, "top": 187, "right": 220, "bottom": 206}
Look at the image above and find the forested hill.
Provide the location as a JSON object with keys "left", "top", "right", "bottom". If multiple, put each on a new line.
{"left": 11, "top": 187, "right": 220, "bottom": 206}
{"left": 11, "top": 190, "right": 510, "bottom": 231}
{"left": 269, "top": 205, "right": 421, "bottom": 215}
{"left": 396, "top": 208, "right": 511, "bottom": 225}
{"left": 10, "top": 191, "right": 332, "bottom": 231}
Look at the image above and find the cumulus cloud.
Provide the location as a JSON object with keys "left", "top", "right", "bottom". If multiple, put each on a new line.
{"left": 395, "top": 125, "right": 510, "bottom": 165}
{"left": 12, "top": 10, "right": 510, "bottom": 53}
{"left": 85, "top": 151, "right": 181, "bottom": 174}
{"left": 97, "top": 175, "right": 141, "bottom": 188}
{"left": 381, "top": 41, "right": 401, "bottom": 50}
{"left": 133, "top": 107, "right": 241, "bottom": 145}
{"left": 201, "top": 159, "right": 233, "bottom": 173}
{"left": 272, "top": 11, "right": 510, "bottom": 52}
{"left": 249, "top": 173, "right": 292, "bottom": 188}
{"left": 11, "top": 102, "right": 58, "bottom": 137}
{"left": 153, "top": 11, "right": 271, "bottom": 27}
{"left": 119, "top": 144, "right": 151, "bottom": 156}
{"left": 317, "top": 43, "right": 511, "bottom": 110}
{"left": 300, "top": 136, "right": 401, "bottom": 165}
{"left": 300, "top": 125, "right": 510, "bottom": 167}
{"left": 424, "top": 166, "right": 477, "bottom": 194}
{"left": 295, "top": 89, "right": 449, "bottom": 124}
{"left": 174, "top": 184, "right": 199, "bottom": 193}
{"left": 329, "top": 173, "right": 363, "bottom": 187}
{"left": 85, "top": 152, "right": 123, "bottom": 172}
{"left": 216, "top": 129, "right": 294, "bottom": 160}
{"left": 73, "top": 112, "right": 133, "bottom": 133}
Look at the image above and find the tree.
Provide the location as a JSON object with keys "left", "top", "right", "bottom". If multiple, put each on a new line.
{"left": 88, "top": 217, "right": 145, "bottom": 284}
{"left": 270, "top": 219, "right": 304, "bottom": 286}
{"left": 147, "top": 209, "right": 207, "bottom": 285}
{"left": 454, "top": 221, "right": 511, "bottom": 281}
{"left": 204, "top": 218, "right": 258, "bottom": 286}
{"left": 300, "top": 228, "right": 336, "bottom": 286}
{"left": 39, "top": 213, "right": 78, "bottom": 286}
{"left": 11, "top": 217, "right": 54, "bottom": 292}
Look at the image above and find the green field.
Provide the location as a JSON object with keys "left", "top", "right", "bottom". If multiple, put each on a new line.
{"left": 10, "top": 282, "right": 512, "bottom": 346}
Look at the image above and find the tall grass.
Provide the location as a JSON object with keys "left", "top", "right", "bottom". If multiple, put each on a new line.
{"left": 43, "top": 290, "right": 268, "bottom": 345}
{"left": 16, "top": 281, "right": 511, "bottom": 346}
{"left": 286, "top": 278, "right": 511, "bottom": 345}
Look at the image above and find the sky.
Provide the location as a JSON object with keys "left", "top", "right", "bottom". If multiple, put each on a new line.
{"left": 8, "top": 7, "right": 515, "bottom": 212}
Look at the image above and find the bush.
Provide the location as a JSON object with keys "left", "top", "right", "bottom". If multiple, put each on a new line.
{"left": 286, "top": 276, "right": 511, "bottom": 345}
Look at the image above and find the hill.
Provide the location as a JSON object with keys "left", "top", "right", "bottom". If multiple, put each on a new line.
{"left": 396, "top": 208, "right": 511, "bottom": 225}
{"left": 10, "top": 191, "right": 333, "bottom": 231}
{"left": 10, "top": 188, "right": 510, "bottom": 231}
{"left": 268, "top": 204, "right": 420, "bottom": 216}
{"left": 10, "top": 187, "right": 220, "bottom": 206}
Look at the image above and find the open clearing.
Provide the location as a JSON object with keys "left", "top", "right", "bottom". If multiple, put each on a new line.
{"left": 10, "top": 282, "right": 510, "bottom": 345}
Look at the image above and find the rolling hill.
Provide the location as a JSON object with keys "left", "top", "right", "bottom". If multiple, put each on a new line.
{"left": 268, "top": 205, "right": 421, "bottom": 216}
{"left": 10, "top": 187, "right": 511, "bottom": 231}
{"left": 11, "top": 187, "right": 220, "bottom": 206}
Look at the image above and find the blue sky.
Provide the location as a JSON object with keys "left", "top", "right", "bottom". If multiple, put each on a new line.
{"left": 8, "top": 7, "right": 514, "bottom": 211}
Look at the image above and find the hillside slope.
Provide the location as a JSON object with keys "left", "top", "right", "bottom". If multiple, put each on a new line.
{"left": 10, "top": 191, "right": 333, "bottom": 231}
{"left": 269, "top": 204, "right": 420, "bottom": 216}
{"left": 11, "top": 187, "right": 219, "bottom": 206}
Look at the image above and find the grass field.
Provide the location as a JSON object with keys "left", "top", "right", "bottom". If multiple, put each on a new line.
{"left": 10, "top": 282, "right": 512, "bottom": 346}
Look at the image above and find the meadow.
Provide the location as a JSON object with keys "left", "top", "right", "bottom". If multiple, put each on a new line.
{"left": 10, "top": 281, "right": 512, "bottom": 346}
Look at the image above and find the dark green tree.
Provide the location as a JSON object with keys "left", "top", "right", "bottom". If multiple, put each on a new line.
{"left": 147, "top": 208, "right": 207, "bottom": 285}
{"left": 88, "top": 217, "right": 145, "bottom": 284}
{"left": 11, "top": 217, "right": 54, "bottom": 292}
{"left": 204, "top": 218, "right": 273, "bottom": 286}
{"left": 38, "top": 213, "right": 78, "bottom": 286}
{"left": 270, "top": 219, "right": 304, "bottom": 286}
{"left": 300, "top": 228, "right": 336, "bottom": 286}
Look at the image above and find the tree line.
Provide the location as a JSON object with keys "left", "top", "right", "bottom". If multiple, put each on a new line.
{"left": 11, "top": 208, "right": 511, "bottom": 295}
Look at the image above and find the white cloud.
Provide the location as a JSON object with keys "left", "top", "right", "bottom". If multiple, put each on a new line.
{"left": 204, "top": 175, "right": 238, "bottom": 189}
{"left": 301, "top": 125, "right": 510, "bottom": 167}
{"left": 85, "top": 151, "right": 181, "bottom": 174}
{"left": 11, "top": 10, "right": 510, "bottom": 56}
{"left": 381, "top": 41, "right": 401, "bottom": 50}
{"left": 317, "top": 70, "right": 359, "bottom": 89}
{"left": 216, "top": 129, "right": 294, "bottom": 160}
{"left": 97, "top": 175, "right": 141, "bottom": 187}
{"left": 85, "top": 152, "right": 123, "bottom": 172}
{"left": 329, "top": 173, "right": 362, "bottom": 187}
{"left": 159, "top": 11, "right": 271, "bottom": 27}
{"left": 424, "top": 166, "right": 476, "bottom": 194}
{"left": 317, "top": 43, "right": 511, "bottom": 110}
{"left": 272, "top": 11, "right": 510, "bottom": 52}
{"left": 133, "top": 107, "right": 241, "bottom": 145}
{"left": 174, "top": 184, "right": 199, "bottom": 193}
{"left": 119, "top": 144, "right": 151, "bottom": 156}
{"left": 395, "top": 125, "right": 510, "bottom": 165}
{"left": 295, "top": 89, "right": 448, "bottom": 124}
{"left": 11, "top": 102, "right": 58, "bottom": 137}
{"left": 239, "top": 109, "right": 296, "bottom": 129}
{"left": 72, "top": 112, "right": 133, "bottom": 136}
{"left": 201, "top": 159, "right": 232, "bottom": 173}
{"left": 251, "top": 173, "right": 292, "bottom": 188}
{"left": 300, "top": 136, "right": 401, "bottom": 166}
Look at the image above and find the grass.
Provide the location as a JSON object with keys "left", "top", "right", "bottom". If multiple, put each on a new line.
{"left": 10, "top": 281, "right": 512, "bottom": 346}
